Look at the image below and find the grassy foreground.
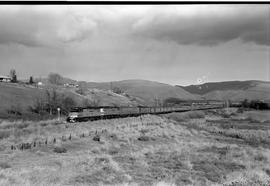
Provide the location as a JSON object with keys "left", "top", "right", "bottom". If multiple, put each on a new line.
{"left": 0, "top": 109, "right": 269, "bottom": 186}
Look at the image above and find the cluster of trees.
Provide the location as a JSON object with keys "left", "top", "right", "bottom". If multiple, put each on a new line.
{"left": 9, "top": 69, "right": 33, "bottom": 84}
{"left": 29, "top": 88, "right": 76, "bottom": 116}
{"left": 7, "top": 69, "right": 66, "bottom": 85}
{"left": 8, "top": 69, "right": 36, "bottom": 85}
{"left": 6, "top": 71, "right": 106, "bottom": 117}
{"left": 163, "top": 97, "right": 184, "bottom": 106}
{"left": 240, "top": 99, "right": 269, "bottom": 110}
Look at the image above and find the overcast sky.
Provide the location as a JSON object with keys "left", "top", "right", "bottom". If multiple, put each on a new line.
{"left": 0, "top": 5, "right": 269, "bottom": 86}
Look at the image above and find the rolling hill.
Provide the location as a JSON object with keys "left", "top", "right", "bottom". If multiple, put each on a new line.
{"left": 180, "top": 80, "right": 270, "bottom": 101}
{"left": 86, "top": 79, "right": 201, "bottom": 105}
{"left": 0, "top": 82, "right": 137, "bottom": 119}
{"left": 0, "top": 78, "right": 202, "bottom": 119}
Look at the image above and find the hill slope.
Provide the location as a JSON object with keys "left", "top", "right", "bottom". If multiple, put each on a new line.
{"left": 0, "top": 82, "right": 137, "bottom": 119}
{"left": 180, "top": 80, "right": 270, "bottom": 101}
{"left": 86, "top": 79, "right": 201, "bottom": 105}
{"left": 0, "top": 83, "right": 45, "bottom": 114}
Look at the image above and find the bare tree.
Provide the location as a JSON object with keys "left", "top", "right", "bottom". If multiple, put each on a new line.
{"left": 76, "top": 81, "right": 88, "bottom": 95}
{"left": 48, "top": 73, "right": 63, "bottom": 85}
{"left": 9, "top": 69, "right": 17, "bottom": 83}
{"left": 45, "top": 87, "right": 60, "bottom": 115}
{"left": 29, "top": 96, "right": 46, "bottom": 115}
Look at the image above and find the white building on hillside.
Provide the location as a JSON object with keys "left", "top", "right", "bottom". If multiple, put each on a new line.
{"left": 0, "top": 75, "right": 11, "bottom": 82}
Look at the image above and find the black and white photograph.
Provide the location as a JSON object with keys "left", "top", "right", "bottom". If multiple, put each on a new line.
{"left": 0, "top": 3, "right": 270, "bottom": 186}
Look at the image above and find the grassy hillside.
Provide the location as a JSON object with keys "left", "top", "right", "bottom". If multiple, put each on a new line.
{"left": 180, "top": 80, "right": 270, "bottom": 101}
{"left": 78, "top": 88, "right": 138, "bottom": 107}
{"left": 0, "top": 82, "right": 137, "bottom": 119}
{"left": 179, "top": 80, "right": 259, "bottom": 95}
{"left": 0, "top": 109, "right": 270, "bottom": 185}
{"left": 87, "top": 79, "right": 201, "bottom": 105}
{"left": 0, "top": 83, "right": 45, "bottom": 114}
{"left": 203, "top": 89, "right": 270, "bottom": 101}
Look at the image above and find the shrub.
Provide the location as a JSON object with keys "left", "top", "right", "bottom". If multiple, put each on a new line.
{"left": 237, "top": 108, "right": 244, "bottom": 113}
{"left": 0, "top": 162, "right": 11, "bottom": 169}
{"left": 93, "top": 135, "right": 100, "bottom": 142}
{"left": 108, "top": 146, "right": 120, "bottom": 155}
{"left": 240, "top": 99, "right": 269, "bottom": 110}
{"left": 16, "top": 122, "right": 30, "bottom": 129}
{"left": 53, "top": 146, "right": 67, "bottom": 153}
{"left": 138, "top": 135, "right": 150, "bottom": 141}
{"left": 112, "top": 87, "right": 123, "bottom": 94}
{"left": 7, "top": 105, "right": 22, "bottom": 116}
{"left": 254, "top": 154, "right": 268, "bottom": 162}
{"left": 187, "top": 111, "right": 205, "bottom": 119}
{"left": 165, "top": 111, "right": 205, "bottom": 122}
{"left": 0, "top": 130, "right": 10, "bottom": 139}
{"left": 109, "top": 133, "right": 118, "bottom": 140}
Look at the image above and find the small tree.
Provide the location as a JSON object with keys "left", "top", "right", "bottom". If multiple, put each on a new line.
{"left": 29, "top": 76, "right": 34, "bottom": 84}
{"left": 29, "top": 96, "right": 46, "bottom": 114}
{"left": 45, "top": 88, "right": 60, "bottom": 115}
{"left": 76, "top": 82, "right": 87, "bottom": 95}
{"left": 9, "top": 69, "right": 17, "bottom": 83}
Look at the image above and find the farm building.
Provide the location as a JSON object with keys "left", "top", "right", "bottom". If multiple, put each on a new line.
{"left": 0, "top": 75, "right": 11, "bottom": 82}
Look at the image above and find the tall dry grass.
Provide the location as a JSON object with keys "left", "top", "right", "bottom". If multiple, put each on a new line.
{"left": 164, "top": 111, "right": 205, "bottom": 122}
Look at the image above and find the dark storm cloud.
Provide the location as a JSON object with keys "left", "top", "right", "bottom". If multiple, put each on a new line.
{"left": 0, "top": 5, "right": 269, "bottom": 85}
{"left": 0, "top": 7, "right": 96, "bottom": 47}
{"left": 132, "top": 6, "right": 270, "bottom": 46}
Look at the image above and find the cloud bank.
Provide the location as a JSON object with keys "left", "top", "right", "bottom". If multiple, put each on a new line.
{"left": 0, "top": 6, "right": 96, "bottom": 47}
{"left": 132, "top": 5, "right": 270, "bottom": 46}
{"left": 0, "top": 5, "right": 268, "bottom": 48}
{"left": 0, "top": 5, "right": 269, "bottom": 85}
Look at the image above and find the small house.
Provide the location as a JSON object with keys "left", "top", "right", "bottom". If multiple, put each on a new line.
{"left": 0, "top": 75, "right": 11, "bottom": 82}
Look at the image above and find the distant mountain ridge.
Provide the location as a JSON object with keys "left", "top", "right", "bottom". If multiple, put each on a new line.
{"left": 179, "top": 80, "right": 270, "bottom": 101}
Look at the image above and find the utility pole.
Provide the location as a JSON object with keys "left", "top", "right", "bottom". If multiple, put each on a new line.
{"left": 57, "top": 107, "right": 61, "bottom": 121}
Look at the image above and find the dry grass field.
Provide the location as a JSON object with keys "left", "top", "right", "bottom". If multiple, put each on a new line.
{"left": 0, "top": 109, "right": 269, "bottom": 186}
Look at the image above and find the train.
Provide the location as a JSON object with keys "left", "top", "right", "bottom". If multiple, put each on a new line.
{"left": 66, "top": 101, "right": 226, "bottom": 122}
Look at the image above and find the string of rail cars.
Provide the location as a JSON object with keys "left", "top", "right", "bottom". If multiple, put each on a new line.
{"left": 66, "top": 100, "right": 228, "bottom": 122}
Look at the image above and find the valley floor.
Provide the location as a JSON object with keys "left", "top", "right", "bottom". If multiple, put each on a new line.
{"left": 0, "top": 109, "right": 270, "bottom": 186}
